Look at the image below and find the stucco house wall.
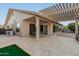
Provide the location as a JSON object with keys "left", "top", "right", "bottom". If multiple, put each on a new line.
{"left": 20, "top": 18, "right": 54, "bottom": 37}
{"left": 6, "top": 10, "right": 54, "bottom": 37}
{"left": 20, "top": 21, "right": 29, "bottom": 37}
{"left": 13, "top": 10, "right": 34, "bottom": 34}
{"left": 13, "top": 10, "right": 34, "bottom": 23}
{"left": 6, "top": 10, "right": 34, "bottom": 34}
{"left": 4, "top": 9, "right": 62, "bottom": 38}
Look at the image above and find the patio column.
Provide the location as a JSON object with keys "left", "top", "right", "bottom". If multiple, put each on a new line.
{"left": 50, "top": 22, "right": 53, "bottom": 35}
{"left": 75, "top": 19, "right": 78, "bottom": 35}
{"left": 35, "top": 16, "right": 40, "bottom": 40}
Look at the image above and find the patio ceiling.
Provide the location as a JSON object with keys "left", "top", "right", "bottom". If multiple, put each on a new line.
{"left": 39, "top": 3, "right": 79, "bottom": 21}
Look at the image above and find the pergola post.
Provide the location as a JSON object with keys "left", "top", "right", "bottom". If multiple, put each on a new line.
{"left": 35, "top": 16, "right": 40, "bottom": 40}
{"left": 50, "top": 22, "right": 53, "bottom": 35}
{"left": 75, "top": 19, "right": 78, "bottom": 35}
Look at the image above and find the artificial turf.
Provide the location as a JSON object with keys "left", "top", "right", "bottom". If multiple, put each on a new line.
{"left": 0, "top": 44, "right": 30, "bottom": 56}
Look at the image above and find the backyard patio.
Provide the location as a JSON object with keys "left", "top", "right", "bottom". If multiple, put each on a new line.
{"left": 0, "top": 32, "right": 78, "bottom": 56}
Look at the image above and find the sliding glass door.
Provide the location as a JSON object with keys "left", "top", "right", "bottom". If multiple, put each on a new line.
{"left": 29, "top": 24, "right": 36, "bottom": 36}
{"left": 40, "top": 25, "right": 48, "bottom": 35}
{"left": 29, "top": 24, "right": 48, "bottom": 36}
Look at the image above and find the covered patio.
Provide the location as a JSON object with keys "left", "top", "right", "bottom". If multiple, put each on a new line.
{"left": 39, "top": 3, "right": 79, "bottom": 37}
{"left": 20, "top": 16, "right": 54, "bottom": 40}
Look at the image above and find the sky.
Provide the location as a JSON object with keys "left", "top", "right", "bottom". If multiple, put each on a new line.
{"left": 59, "top": 20, "right": 75, "bottom": 26}
{"left": 0, "top": 3, "right": 53, "bottom": 25}
{"left": 0, "top": 3, "right": 74, "bottom": 25}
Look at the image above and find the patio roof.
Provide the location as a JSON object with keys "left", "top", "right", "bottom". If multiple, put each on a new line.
{"left": 39, "top": 3, "right": 79, "bottom": 21}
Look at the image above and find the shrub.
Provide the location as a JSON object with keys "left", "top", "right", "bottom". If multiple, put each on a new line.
{"left": 67, "top": 22, "right": 75, "bottom": 33}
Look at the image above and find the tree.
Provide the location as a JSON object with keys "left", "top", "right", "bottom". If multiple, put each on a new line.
{"left": 63, "top": 26, "right": 68, "bottom": 30}
{"left": 67, "top": 22, "right": 75, "bottom": 33}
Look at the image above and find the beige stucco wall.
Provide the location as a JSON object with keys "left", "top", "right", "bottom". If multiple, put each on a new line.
{"left": 6, "top": 10, "right": 34, "bottom": 33}
{"left": 20, "top": 20, "right": 36, "bottom": 37}
{"left": 20, "top": 18, "right": 54, "bottom": 37}
{"left": 13, "top": 10, "right": 34, "bottom": 23}
{"left": 6, "top": 10, "right": 54, "bottom": 37}
{"left": 20, "top": 21, "right": 29, "bottom": 37}
{"left": 6, "top": 13, "right": 14, "bottom": 29}
{"left": 14, "top": 11, "right": 34, "bottom": 33}
{"left": 7, "top": 15, "right": 13, "bottom": 26}
{"left": 48, "top": 22, "right": 53, "bottom": 35}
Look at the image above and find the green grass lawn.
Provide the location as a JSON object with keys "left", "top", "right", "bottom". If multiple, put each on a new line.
{"left": 0, "top": 44, "right": 30, "bottom": 56}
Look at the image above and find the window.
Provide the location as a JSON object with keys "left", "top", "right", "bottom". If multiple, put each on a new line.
{"left": 16, "top": 23, "right": 20, "bottom": 32}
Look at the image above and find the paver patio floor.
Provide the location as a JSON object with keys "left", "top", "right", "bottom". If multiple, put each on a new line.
{"left": 0, "top": 33, "right": 78, "bottom": 56}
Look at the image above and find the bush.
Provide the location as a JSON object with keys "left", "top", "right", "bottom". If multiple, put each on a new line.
{"left": 67, "top": 23, "right": 75, "bottom": 33}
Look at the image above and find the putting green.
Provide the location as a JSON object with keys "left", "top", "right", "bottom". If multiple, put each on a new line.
{"left": 0, "top": 44, "right": 30, "bottom": 56}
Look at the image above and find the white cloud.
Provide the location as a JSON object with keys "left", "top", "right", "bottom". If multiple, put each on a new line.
{"left": 59, "top": 20, "right": 75, "bottom": 26}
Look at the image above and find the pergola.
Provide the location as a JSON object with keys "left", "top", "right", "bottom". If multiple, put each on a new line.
{"left": 39, "top": 3, "right": 79, "bottom": 35}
